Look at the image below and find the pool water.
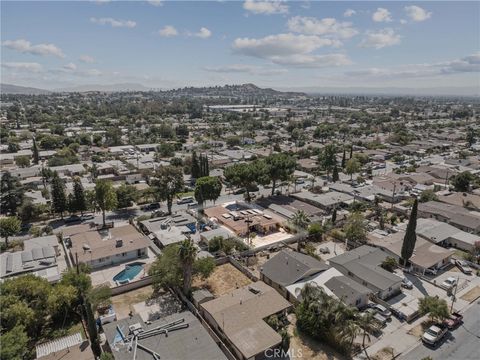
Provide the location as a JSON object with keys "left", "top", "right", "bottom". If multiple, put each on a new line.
{"left": 113, "top": 262, "right": 144, "bottom": 284}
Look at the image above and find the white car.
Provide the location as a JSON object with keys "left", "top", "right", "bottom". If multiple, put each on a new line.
{"left": 401, "top": 277, "right": 414, "bottom": 289}
{"left": 369, "top": 303, "right": 392, "bottom": 318}
{"left": 422, "top": 325, "right": 448, "bottom": 346}
{"left": 442, "top": 277, "right": 457, "bottom": 290}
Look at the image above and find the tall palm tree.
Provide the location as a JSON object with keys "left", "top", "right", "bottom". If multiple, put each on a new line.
{"left": 292, "top": 210, "right": 310, "bottom": 229}
{"left": 178, "top": 238, "right": 197, "bottom": 296}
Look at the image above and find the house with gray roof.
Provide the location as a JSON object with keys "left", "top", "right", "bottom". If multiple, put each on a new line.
{"left": 260, "top": 250, "right": 329, "bottom": 299}
{"left": 104, "top": 311, "right": 226, "bottom": 360}
{"left": 418, "top": 201, "right": 480, "bottom": 234}
{"left": 329, "top": 245, "right": 402, "bottom": 300}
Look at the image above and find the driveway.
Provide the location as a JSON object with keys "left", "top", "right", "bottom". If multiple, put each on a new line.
{"left": 399, "top": 301, "right": 480, "bottom": 360}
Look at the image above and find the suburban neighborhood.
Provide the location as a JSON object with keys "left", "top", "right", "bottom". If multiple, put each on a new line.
{"left": 1, "top": 1, "right": 480, "bottom": 360}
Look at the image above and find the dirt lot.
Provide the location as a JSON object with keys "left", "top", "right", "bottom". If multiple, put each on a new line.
{"left": 110, "top": 285, "right": 154, "bottom": 320}
{"left": 371, "top": 347, "right": 395, "bottom": 360}
{"left": 287, "top": 314, "right": 346, "bottom": 360}
{"left": 460, "top": 285, "right": 480, "bottom": 302}
{"left": 193, "top": 263, "right": 252, "bottom": 297}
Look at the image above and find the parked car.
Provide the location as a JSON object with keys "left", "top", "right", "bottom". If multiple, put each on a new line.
{"left": 177, "top": 197, "right": 195, "bottom": 205}
{"left": 422, "top": 324, "right": 448, "bottom": 346}
{"left": 455, "top": 260, "right": 472, "bottom": 275}
{"left": 444, "top": 312, "right": 463, "bottom": 329}
{"left": 232, "top": 188, "right": 246, "bottom": 195}
{"left": 401, "top": 277, "right": 414, "bottom": 289}
{"left": 364, "top": 308, "right": 389, "bottom": 326}
{"left": 319, "top": 247, "right": 330, "bottom": 254}
{"left": 65, "top": 215, "right": 81, "bottom": 224}
{"left": 187, "top": 201, "right": 199, "bottom": 208}
{"left": 369, "top": 303, "right": 392, "bottom": 318}
{"left": 143, "top": 203, "right": 160, "bottom": 211}
{"left": 442, "top": 277, "right": 457, "bottom": 290}
{"left": 81, "top": 213, "right": 95, "bottom": 221}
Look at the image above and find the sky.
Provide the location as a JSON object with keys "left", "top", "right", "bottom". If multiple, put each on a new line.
{"left": 1, "top": 0, "right": 479, "bottom": 91}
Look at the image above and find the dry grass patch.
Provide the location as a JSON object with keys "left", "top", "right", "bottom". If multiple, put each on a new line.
{"left": 193, "top": 263, "right": 252, "bottom": 296}
{"left": 460, "top": 285, "right": 480, "bottom": 302}
{"left": 110, "top": 285, "right": 154, "bottom": 319}
{"left": 371, "top": 347, "right": 395, "bottom": 360}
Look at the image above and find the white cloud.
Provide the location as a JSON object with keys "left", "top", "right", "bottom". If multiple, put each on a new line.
{"left": 359, "top": 28, "right": 401, "bottom": 49}
{"left": 90, "top": 17, "right": 136, "bottom": 28}
{"left": 204, "top": 64, "right": 288, "bottom": 76}
{"left": 405, "top": 5, "right": 432, "bottom": 22}
{"left": 193, "top": 27, "right": 212, "bottom": 39}
{"left": 345, "top": 53, "right": 480, "bottom": 79}
{"left": 400, "top": 19, "right": 408, "bottom": 25}
{"left": 232, "top": 33, "right": 349, "bottom": 68}
{"left": 2, "top": 39, "right": 65, "bottom": 58}
{"left": 233, "top": 33, "right": 339, "bottom": 58}
{"left": 372, "top": 8, "right": 393, "bottom": 22}
{"left": 343, "top": 9, "right": 356, "bottom": 18}
{"left": 79, "top": 55, "right": 95, "bottom": 63}
{"left": 159, "top": 25, "right": 178, "bottom": 37}
{"left": 63, "top": 63, "right": 77, "bottom": 71}
{"left": 269, "top": 53, "right": 352, "bottom": 68}
{"left": 243, "top": 0, "right": 288, "bottom": 15}
{"left": 148, "top": 0, "right": 163, "bottom": 6}
{"left": 287, "top": 16, "right": 358, "bottom": 39}
{"left": 2, "top": 62, "right": 43, "bottom": 72}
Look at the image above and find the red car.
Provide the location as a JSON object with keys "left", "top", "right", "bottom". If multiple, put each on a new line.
{"left": 444, "top": 312, "right": 463, "bottom": 329}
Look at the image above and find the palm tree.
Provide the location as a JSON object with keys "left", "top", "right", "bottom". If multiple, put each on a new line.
{"left": 357, "top": 312, "right": 376, "bottom": 360}
{"left": 178, "top": 237, "right": 197, "bottom": 296}
{"left": 292, "top": 210, "right": 310, "bottom": 229}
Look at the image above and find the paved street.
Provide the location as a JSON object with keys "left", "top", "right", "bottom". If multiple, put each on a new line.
{"left": 400, "top": 301, "right": 480, "bottom": 360}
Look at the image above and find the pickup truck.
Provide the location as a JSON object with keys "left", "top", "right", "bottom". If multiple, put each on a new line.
{"left": 422, "top": 324, "right": 448, "bottom": 346}
{"left": 444, "top": 312, "right": 463, "bottom": 329}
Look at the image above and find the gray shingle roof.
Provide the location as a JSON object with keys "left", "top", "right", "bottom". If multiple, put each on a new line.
{"left": 261, "top": 250, "right": 329, "bottom": 287}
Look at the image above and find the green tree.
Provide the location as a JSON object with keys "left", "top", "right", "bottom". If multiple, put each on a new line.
{"left": 95, "top": 180, "right": 118, "bottom": 227}
{"left": 178, "top": 238, "right": 197, "bottom": 295}
{"left": 381, "top": 257, "right": 397, "bottom": 272}
{"left": 332, "top": 164, "right": 339, "bottom": 182}
{"left": 292, "top": 210, "right": 310, "bottom": 229}
{"left": 224, "top": 161, "right": 262, "bottom": 202}
{"left": 51, "top": 171, "right": 67, "bottom": 219}
{"left": 32, "top": 137, "right": 39, "bottom": 164}
{"left": 152, "top": 165, "right": 183, "bottom": 214}
{"left": 193, "top": 257, "right": 216, "bottom": 280}
{"left": 265, "top": 153, "right": 296, "bottom": 195}
{"left": 319, "top": 144, "right": 337, "bottom": 179}
{"left": 401, "top": 198, "right": 418, "bottom": 266}
{"left": 346, "top": 158, "right": 361, "bottom": 181}
{"left": 73, "top": 177, "right": 87, "bottom": 215}
{"left": 419, "top": 296, "right": 450, "bottom": 323}
{"left": 15, "top": 155, "right": 30, "bottom": 168}
{"left": 341, "top": 148, "right": 346, "bottom": 168}
{"left": 0, "top": 216, "right": 21, "bottom": 248}
{"left": 419, "top": 189, "right": 438, "bottom": 203}
{"left": 0, "top": 325, "right": 29, "bottom": 360}
{"left": 191, "top": 150, "right": 200, "bottom": 179}
{"left": 451, "top": 171, "right": 475, "bottom": 192}
{"left": 1, "top": 172, "right": 24, "bottom": 215}
{"left": 466, "top": 127, "right": 476, "bottom": 147}
{"left": 343, "top": 212, "right": 367, "bottom": 244}
{"left": 115, "top": 184, "right": 139, "bottom": 209}
{"left": 194, "top": 176, "right": 222, "bottom": 206}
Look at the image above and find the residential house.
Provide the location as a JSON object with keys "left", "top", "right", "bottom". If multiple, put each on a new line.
{"left": 200, "top": 282, "right": 292, "bottom": 360}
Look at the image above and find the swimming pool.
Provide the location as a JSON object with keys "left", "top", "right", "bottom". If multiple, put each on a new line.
{"left": 113, "top": 262, "right": 144, "bottom": 284}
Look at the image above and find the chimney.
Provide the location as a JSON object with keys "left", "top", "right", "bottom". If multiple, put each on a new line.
{"left": 116, "top": 238, "right": 123, "bottom": 248}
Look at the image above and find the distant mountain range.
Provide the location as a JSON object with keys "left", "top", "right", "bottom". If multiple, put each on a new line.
{"left": 277, "top": 86, "right": 480, "bottom": 97}
{"left": 1, "top": 83, "right": 52, "bottom": 95}
{"left": 55, "top": 83, "right": 152, "bottom": 92}
{"left": 2, "top": 82, "right": 477, "bottom": 97}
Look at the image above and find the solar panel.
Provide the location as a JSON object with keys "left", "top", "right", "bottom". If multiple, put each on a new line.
{"left": 6, "top": 255, "right": 13, "bottom": 273}
{"left": 32, "top": 248, "right": 43, "bottom": 260}
{"left": 21, "top": 251, "right": 33, "bottom": 263}
{"left": 42, "top": 247, "right": 55, "bottom": 258}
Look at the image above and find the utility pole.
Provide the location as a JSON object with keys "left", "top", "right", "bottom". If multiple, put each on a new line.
{"left": 450, "top": 275, "right": 460, "bottom": 313}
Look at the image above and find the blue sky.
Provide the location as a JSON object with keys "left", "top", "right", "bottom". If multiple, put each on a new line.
{"left": 1, "top": 1, "right": 479, "bottom": 90}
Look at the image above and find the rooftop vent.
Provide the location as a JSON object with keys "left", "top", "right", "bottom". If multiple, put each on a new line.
{"left": 115, "top": 239, "right": 123, "bottom": 248}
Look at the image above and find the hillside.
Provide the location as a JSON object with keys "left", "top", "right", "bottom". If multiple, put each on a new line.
{"left": 1, "top": 83, "right": 51, "bottom": 95}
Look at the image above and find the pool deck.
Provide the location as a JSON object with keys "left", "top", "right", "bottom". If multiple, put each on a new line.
{"left": 90, "top": 247, "right": 157, "bottom": 287}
